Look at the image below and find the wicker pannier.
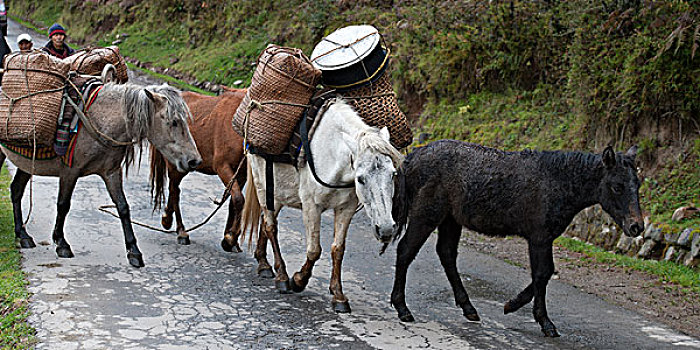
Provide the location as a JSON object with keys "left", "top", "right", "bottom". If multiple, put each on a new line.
{"left": 0, "top": 51, "right": 70, "bottom": 147}
{"left": 64, "top": 46, "right": 128, "bottom": 83}
{"left": 232, "top": 44, "right": 321, "bottom": 155}
{"left": 339, "top": 72, "right": 413, "bottom": 149}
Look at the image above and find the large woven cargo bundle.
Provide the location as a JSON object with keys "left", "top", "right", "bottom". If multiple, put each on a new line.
{"left": 232, "top": 44, "right": 321, "bottom": 155}
{"left": 339, "top": 73, "right": 412, "bottom": 149}
{"left": 64, "top": 46, "right": 128, "bottom": 83}
{"left": 310, "top": 25, "right": 413, "bottom": 149}
{"left": 0, "top": 51, "right": 69, "bottom": 147}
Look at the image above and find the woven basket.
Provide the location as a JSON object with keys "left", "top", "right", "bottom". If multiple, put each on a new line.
{"left": 233, "top": 44, "right": 321, "bottom": 154}
{"left": 0, "top": 51, "right": 69, "bottom": 147}
{"left": 339, "top": 72, "right": 412, "bottom": 149}
{"left": 64, "top": 46, "right": 128, "bottom": 83}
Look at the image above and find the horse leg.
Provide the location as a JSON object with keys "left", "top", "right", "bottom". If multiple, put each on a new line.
{"left": 528, "top": 240, "right": 559, "bottom": 337}
{"left": 436, "top": 216, "right": 480, "bottom": 322}
{"left": 52, "top": 174, "right": 79, "bottom": 258}
{"left": 160, "top": 168, "right": 178, "bottom": 230}
{"left": 102, "top": 170, "right": 144, "bottom": 267}
{"left": 391, "top": 220, "right": 436, "bottom": 322}
{"left": 253, "top": 223, "right": 273, "bottom": 278}
{"left": 262, "top": 208, "right": 291, "bottom": 293}
{"left": 327, "top": 206, "right": 355, "bottom": 313}
{"left": 220, "top": 178, "right": 243, "bottom": 253}
{"left": 168, "top": 171, "right": 190, "bottom": 245}
{"left": 10, "top": 169, "right": 35, "bottom": 248}
{"left": 503, "top": 283, "right": 534, "bottom": 314}
{"left": 289, "top": 204, "right": 322, "bottom": 294}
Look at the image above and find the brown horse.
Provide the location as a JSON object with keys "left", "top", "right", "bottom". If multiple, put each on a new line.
{"left": 149, "top": 88, "right": 247, "bottom": 251}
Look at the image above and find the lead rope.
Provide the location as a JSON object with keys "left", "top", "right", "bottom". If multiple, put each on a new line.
{"left": 98, "top": 154, "right": 246, "bottom": 234}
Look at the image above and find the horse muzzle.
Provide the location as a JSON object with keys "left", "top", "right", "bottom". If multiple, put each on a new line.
{"left": 179, "top": 156, "right": 202, "bottom": 172}
{"left": 375, "top": 224, "right": 396, "bottom": 243}
{"left": 187, "top": 157, "right": 202, "bottom": 171}
{"left": 625, "top": 222, "right": 644, "bottom": 237}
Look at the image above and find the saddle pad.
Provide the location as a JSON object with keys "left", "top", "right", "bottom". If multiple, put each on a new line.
{"left": 1, "top": 122, "right": 81, "bottom": 167}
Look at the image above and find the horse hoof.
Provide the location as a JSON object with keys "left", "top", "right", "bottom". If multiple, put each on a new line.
{"left": 127, "top": 252, "right": 145, "bottom": 268}
{"left": 257, "top": 268, "right": 274, "bottom": 279}
{"left": 504, "top": 301, "right": 516, "bottom": 314}
{"left": 398, "top": 311, "right": 415, "bottom": 322}
{"left": 542, "top": 327, "right": 560, "bottom": 338}
{"left": 290, "top": 276, "right": 306, "bottom": 293}
{"left": 332, "top": 300, "right": 351, "bottom": 313}
{"left": 221, "top": 239, "right": 242, "bottom": 253}
{"left": 56, "top": 246, "right": 74, "bottom": 258}
{"left": 161, "top": 215, "right": 173, "bottom": 230}
{"left": 275, "top": 280, "right": 292, "bottom": 294}
{"left": 464, "top": 312, "right": 481, "bottom": 323}
{"left": 177, "top": 236, "right": 190, "bottom": 245}
{"left": 19, "top": 237, "right": 36, "bottom": 249}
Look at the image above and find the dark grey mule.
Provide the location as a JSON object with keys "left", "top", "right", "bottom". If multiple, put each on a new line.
{"left": 390, "top": 140, "right": 644, "bottom": 337}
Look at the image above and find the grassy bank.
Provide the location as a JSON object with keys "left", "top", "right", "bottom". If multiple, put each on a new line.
{"left": 555, "top": 236, "right": 700, "bottom": 294}
{"left": 0, "top": 165, "right": 35, "bottom": 349}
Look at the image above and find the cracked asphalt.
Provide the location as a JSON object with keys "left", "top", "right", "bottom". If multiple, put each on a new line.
{"left": 5, "top": 18, "right": 700, "bottom": 350}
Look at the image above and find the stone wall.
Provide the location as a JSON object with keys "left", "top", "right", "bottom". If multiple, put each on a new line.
{"left": 565, "top": 205, "right": 700, "bottom": 268}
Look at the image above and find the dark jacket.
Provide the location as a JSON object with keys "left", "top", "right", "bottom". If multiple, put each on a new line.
{"left": 42, "top": 41, "right": 75, "bottom": 59}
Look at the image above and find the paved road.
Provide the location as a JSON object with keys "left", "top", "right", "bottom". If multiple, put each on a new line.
{"left": 5, "top": 19, "right": 700, "bottom": 350}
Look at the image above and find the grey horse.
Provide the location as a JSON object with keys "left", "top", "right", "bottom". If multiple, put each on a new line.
{"left": 1, "top": 83, "right": 202, "bottom": 268}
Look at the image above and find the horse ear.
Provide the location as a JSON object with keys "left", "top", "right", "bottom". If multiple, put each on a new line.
{"left": 602, "top": 146, "right": 616, "bottom": 168}
{"left": 379, "top": 127, "right": 391, "bottom": 143}
{"left": 626, "top": 145, "right": 638, "bottom": 160}
{"left": 144, "top": 89, "right": 156, "bottom": 102}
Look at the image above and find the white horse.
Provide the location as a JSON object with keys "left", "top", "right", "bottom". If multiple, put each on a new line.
{"left": 1, "top": 83, "right": 202, "bottom": 268}
{"left": 241, "top": 98, "right": 404, "bottom": 312}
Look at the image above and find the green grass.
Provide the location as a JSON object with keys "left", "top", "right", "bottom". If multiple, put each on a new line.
{"left": 0, "top": 165, "right": 35, "bottom": 349}
{"left": 555, "top": 236, "right": 700, "bottom": 294}
{"left": 417, "top": 86, "right": 585, "bottom": 152}
{"left": 639, "top": 139, "right": 700, "bottom": 232}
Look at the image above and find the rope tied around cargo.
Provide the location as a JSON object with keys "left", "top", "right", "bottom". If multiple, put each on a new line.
{"left": 0, "top": 87, "right": 65, "bottom": 116}
{"left": 241, "top": 98, "right": 311, "bottom": 152}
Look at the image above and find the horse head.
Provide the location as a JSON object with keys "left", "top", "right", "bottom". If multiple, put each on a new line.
{"left": 143, "top": 84, "right": 202, "bottom": 173}
{"left": 350, "top": 126, "right": 404, "bottom": 243}
{"left": 598, "top": 145, "right": 645, "bottom": 237}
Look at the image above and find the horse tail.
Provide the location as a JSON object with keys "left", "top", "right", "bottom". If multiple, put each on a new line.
{"left": 149, "top": 144, "right": 167, "bottom": 212}
{"left": 392, "top": 163, "right": 410, "bottom": 241}
{"left": 240, "top": 162, "right": 262, "bottom": 250}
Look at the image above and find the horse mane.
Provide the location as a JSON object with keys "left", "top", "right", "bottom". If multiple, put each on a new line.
{"left": 356, "top": 128, "right": 404, "bottom": 168}
{"left": 102, "top": 83, "right": 191, "bottom": 172}
{"left": 326, "top": 98, "right": 405, "bottom": 168}
{"left": 536, "top": 150, "right": 603, "bottom": 178}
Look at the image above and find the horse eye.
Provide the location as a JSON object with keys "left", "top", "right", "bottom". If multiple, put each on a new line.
{"left": 357, "top": 176, "right": 365, "bottom": 185}
{"left": 392, "top": 171, "right": 397, "bottom": 178}
{"left": 171, "top": 120, "right": 179, "bottom": 128}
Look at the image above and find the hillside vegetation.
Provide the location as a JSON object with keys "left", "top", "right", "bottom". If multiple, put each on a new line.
{"left": 9, "top": 0, "right": 700, "bottom": 231}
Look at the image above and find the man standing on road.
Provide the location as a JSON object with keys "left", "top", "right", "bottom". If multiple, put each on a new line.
{"left": 17, "top": 33, "right": 33, "bottom": 51}
{"left": 42, "top": 23, "right": 75, "bottom": 59}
